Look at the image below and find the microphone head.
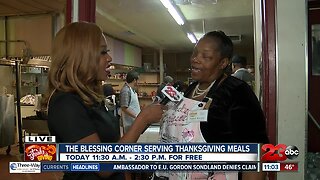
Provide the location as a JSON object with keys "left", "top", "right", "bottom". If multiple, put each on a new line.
{"left": 160, "top": 82, "right": 184, "bottom": 105}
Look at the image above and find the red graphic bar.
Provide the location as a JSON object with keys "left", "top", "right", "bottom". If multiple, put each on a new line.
{"left": 280, "top": 163, "right": 298, "bottom": 172}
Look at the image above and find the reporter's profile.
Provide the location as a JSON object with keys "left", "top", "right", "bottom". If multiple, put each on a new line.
{"left": 45, "top": 22, "right": 164, "bottom": 180}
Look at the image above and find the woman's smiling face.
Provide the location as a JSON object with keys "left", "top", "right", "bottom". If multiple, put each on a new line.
{"left": 190, "top": 36, "right": 228, "bottom": 83}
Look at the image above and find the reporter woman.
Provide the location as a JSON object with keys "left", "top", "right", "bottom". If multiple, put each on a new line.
{"left": 45, "top": 22, "right": 164, "bottom": 180}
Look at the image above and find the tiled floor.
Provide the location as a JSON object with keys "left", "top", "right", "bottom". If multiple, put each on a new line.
{"left": 138, "top": 125, "right": 160, "bottom": 143}
{"left": 0, "top": 144, "right": 63, "bottom": 180}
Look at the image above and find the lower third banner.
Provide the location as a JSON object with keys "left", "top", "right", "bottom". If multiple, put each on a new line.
{"left": 41, "top": 162, "right": 258, "bottom": 172}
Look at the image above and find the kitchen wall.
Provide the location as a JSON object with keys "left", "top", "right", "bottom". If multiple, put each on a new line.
{"left": 0, "top": 14, "right": 53, "bottom": 97}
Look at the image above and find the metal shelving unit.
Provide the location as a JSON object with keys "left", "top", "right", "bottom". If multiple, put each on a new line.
{"left": 0, "top": 58, "right": 23, "bottom": 153}
{"left": 0, "top": 58, "right": 50, "bottom": 153}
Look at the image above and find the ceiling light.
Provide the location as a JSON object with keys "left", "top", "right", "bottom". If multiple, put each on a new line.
{"left": 160, "top": 0, "right": 185, "bottom": 25}
{"left": 187, "top": 33, "right": 197, "bottom": 43}
{"left": 174, "top": 0, "right": 217, "bottom": 5}
{"left": 190, "top": 0, "right": 217, "bottom": 5}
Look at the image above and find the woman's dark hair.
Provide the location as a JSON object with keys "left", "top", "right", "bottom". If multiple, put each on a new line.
{"left": 203, "top": 31, "right": 233, "bottom": 59}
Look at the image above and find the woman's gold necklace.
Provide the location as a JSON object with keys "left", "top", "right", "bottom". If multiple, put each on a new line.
{"left": 192, "top": 81, "right": 215, "bottom": 98}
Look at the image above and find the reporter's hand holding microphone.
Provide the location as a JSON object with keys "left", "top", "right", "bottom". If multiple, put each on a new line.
{"left": 138, "top": 103, "right": 166, "bottom": 125}
{"left": 139, "top": 83, "right": 183, "bottom": 134}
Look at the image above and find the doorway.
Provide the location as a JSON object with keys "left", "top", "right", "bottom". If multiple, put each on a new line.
{"left": 307, "top": 1, "right": 320, "bottom": 179}
{"left": 308, "top": 1, "right": 320, "bottom": 153}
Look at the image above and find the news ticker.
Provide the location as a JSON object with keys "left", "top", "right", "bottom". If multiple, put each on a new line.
{"left": 25, "top": 136, "right": 300, "bottom": 162}
{"left": 9, "top": 162, "right": 299, "bottom": 173}
{"left": 58, "top": 143, "right": 259, "bottom": 153}
{"left": 60, "top": 143, "right": 258, "bottom": 162}
{"left": 9, "top": 162, "right": 258, "bottom": 173}
{"left": 22, "top": 136, "right": 300, "bottom": 173}
{"left": 24, "top": 136, "right": 260, "bottom": 162}
{"left": 26, "top": 143, "right": 259, "bottom": 162}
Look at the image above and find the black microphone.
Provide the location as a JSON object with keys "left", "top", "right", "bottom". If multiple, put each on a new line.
{"left": 141, "top": 82, "right": 183, "bottom": 134}
{"left": 160, "top": 82, "right": 184, "bottom": 105}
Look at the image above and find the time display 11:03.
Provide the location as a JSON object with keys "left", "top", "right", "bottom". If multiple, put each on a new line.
{"left": 262, "top": 163, "right": 280, "bottom": 171}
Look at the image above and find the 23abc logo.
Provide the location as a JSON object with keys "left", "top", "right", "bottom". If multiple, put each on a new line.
{"left": 261, "top": 144, "right": 299, "bottom": 161}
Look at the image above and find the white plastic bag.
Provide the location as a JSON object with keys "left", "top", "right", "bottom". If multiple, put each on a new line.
{"left": 0, "top": 94, "right": 15, "bottom": 147}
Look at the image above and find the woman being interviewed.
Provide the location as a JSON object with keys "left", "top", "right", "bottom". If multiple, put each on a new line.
{"left": 154, "top": 31, "right": 268, "bottom": 180}
{"left": 46, "top": 22, "right": 164, "bottom": 180}
{"left": 183, "top": 31, "right": 269, "bottom": 180}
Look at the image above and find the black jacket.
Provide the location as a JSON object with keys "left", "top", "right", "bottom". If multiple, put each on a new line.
{"left": 184, "top": 76, "right": 269, "bottom": 144}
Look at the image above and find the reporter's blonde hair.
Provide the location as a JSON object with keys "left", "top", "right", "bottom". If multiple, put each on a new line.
{"left": 46, "top": 22, "right": 104, "bottom": 106}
